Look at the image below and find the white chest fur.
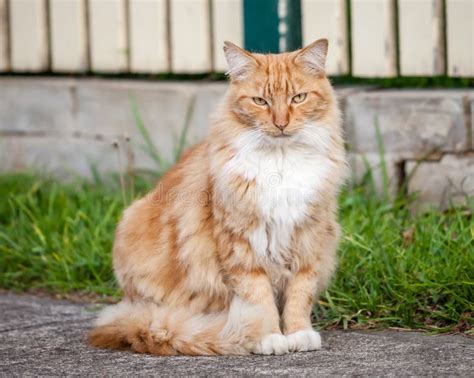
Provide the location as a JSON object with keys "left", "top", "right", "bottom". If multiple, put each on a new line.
{"left": 221, "top": 129, "right": 333, "bottom": 264}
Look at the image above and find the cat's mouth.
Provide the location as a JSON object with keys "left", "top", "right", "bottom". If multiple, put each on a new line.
{"left": 274, "top": 133, "right": 291, "bottom": 138}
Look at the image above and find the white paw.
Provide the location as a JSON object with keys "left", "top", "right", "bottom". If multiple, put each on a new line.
{"left": 253, "top": 333, "right": 289, "bottom": 355}
{"left": 286, "top": 329, "right": 321, "bottom": 352}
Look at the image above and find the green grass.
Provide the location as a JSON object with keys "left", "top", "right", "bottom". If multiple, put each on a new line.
{"left": 0, "top": 173, "right": 123, "bottom": 296}
{"left": 0, "top": 172, "right": 472, "bottom": 334}
{"left": 316, "top": 184, "right": 473, "bottom": 334}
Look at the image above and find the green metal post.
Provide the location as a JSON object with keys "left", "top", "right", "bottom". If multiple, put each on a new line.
{"left": 243, "top": 0, "right": 302, "bottom": 53}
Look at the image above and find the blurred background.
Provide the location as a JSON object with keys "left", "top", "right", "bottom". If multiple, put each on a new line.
{"left": 0, "top": 0, "right": 472, "bottom": 210}
{"left": 0, "top": 0, "right": 472, "bottom": 334}
{"left": 1, "top": 0, "right": 473, "bottom": 76}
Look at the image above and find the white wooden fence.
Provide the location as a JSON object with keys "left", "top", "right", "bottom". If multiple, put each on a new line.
{"left": 0, "top": 0, "right": 472, "bottom": 77}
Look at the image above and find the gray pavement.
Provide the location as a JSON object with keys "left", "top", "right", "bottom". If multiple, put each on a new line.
{"left": 0, "top": 293, "right": 472, "bottom": 376}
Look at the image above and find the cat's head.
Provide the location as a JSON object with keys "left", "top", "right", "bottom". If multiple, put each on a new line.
{"left": 223, "top": 39, "right": 335, "bottom": 142}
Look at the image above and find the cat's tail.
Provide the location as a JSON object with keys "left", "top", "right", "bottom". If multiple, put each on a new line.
{"left": 87, "top": 297, "right": 269, "bottom": 356}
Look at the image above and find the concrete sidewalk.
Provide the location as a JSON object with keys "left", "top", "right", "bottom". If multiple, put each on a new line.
{"left": 0, "top": 293, "right": 472, "bottom": 376}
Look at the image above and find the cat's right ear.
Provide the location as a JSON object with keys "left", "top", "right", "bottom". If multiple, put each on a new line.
{"left": 295, "top": 38, "right": 328, "bottom": 75}
{"left": 223, "top": 41, "right": 257, "bottom": 82}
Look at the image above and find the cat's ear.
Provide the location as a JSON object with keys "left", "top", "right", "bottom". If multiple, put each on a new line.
{"left": 295, "top": 38, "right": 328, "bottom": 75}
{"left": 223, "top": 41, "right": 257, "bottom": 81}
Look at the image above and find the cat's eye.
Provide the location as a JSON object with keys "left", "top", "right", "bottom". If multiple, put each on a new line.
{"left": 252, "top": 97, "right": 268, "bottom": 106}
{"left": 292, "top": 93, "right": 307, "bottom": 104}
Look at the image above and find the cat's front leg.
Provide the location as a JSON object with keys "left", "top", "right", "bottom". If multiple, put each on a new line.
{"left": 282, "top": 266, "right": 321, "bottom": 352}
{"left": 227, "top": 267, "right": 288, "bottom": 355}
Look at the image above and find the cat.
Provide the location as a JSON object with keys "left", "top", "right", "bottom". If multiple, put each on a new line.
{"left": 88, "top": 38, "right": 347, "bottom": 356}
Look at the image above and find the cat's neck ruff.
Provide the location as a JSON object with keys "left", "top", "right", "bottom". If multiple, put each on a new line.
{"left": 221, "top": 124, "right": 335, "bottom": 263}
{"left": 235, "top": 122, "right": 332, "bottom": 154}
{"left": 224, "top": 123, "right": 333, "bottom": 181}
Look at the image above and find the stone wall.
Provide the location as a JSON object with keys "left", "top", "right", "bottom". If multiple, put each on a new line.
{"left": 345, "top": 90, "right": 473, "bottom": 211}
{"left": 0, "top": 77, "right": 472, "bottom": 210}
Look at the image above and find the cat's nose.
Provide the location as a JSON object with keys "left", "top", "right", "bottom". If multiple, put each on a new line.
{"left": 274, "top": 121, "right": 289, "bottom": 131}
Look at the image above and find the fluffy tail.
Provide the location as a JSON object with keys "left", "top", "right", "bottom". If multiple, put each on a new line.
{"left": 87, "top": 297, "right": 268, "bottom": 356}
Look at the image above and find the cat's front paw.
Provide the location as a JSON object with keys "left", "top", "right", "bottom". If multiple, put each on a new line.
{"left": 286, "top": 329, "right": 321, "bottom": 352}
{"left": 253, "top": 333, "right": 289, "bottom": 355}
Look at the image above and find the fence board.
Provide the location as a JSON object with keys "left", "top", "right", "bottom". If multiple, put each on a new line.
{"left": 351, "top": 0, "right": 397, "bottom": 77}
{"left": 170, "top": 0, "right": 211, "bottom": 73}
{"left": 302, "top": 0, "right": 348, "bottom": 76}
{"left": 0, "top": 0, "right": 8, "bottom": 71}
{"left": 9, "top": 0, "right": 49, "bottom": 72}
{"left": 129, "top": 0, "right": 168, "bottom": 73}
{"left": 50, "top": 0, "right": 88, "bottom": 72}
{"left": 212, "top": 0, "right": 243, "bottom": 72}
{"left": 446, "top": 0, "right": 474, "bottom": 77}
{"left": 399, "top": 0, "right": 444, "bottom": 76}
{"left": 88, "top": 0, "right": 128, "bottom": 72}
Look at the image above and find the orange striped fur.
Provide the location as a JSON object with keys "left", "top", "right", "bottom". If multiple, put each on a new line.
{"left": 88, "top": 39, "right": 347, "bottom": 356}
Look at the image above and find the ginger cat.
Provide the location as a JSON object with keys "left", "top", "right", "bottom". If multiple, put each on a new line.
{"left": 88, "top": 39, "right": 347, "bottom": 356}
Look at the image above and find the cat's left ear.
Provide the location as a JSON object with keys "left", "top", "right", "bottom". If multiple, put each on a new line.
{"left": 295, "top": 38, "right": 328, "bottom": 75}
{"left": 223, "top": 41, "right": 258, "bottom": 81}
